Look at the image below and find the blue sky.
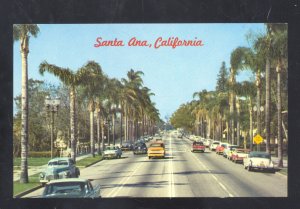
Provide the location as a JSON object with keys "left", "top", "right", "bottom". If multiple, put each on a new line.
{"left": 13, "top": 24, "right": 265, "bottom": 119}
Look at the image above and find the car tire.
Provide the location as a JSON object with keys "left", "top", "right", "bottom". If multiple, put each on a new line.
{"left": 148, "top": 156, "right": 151, "bottom": 159}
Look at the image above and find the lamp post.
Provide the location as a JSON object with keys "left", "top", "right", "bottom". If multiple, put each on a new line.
{"left": 45, "top": 96, "right": 60, "bottom": 159}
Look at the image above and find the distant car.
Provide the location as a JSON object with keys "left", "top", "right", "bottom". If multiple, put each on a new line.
{"left": 133, "top": 142, "right": 148, "bottom": 155}
{"left": 215, "top": 142, "right": 228, "bottom": 154}
{"left": 42, "top": 178, "right": 101, "bottom": 198}
{"left": 209, "top": 141, "right": 221, "bottom": 151}
{"left": 103, "top": 145, "right": 122, "bottom": 159}
{"left": 203, "top": 139, "right": 211, "bottom": 147}
{"left": 231, "top": 148, "right": 250, "bottom": 163}
{"left": 191, "top": 141, "right": 205, "bottom": 152}
{"left": 148, "top": 142, "right": 165, "bottom": 159}
{"left": 39, "top": 158, "right": 80, "bottom": 184}
{"left": 223, "top": 145, "right": 239, "bottom": 159}
{"left": 120, "top": 142, "right": 134, "bottom": 151}
{"left": 243, "top": 151, "right": 275, "bottom": 173}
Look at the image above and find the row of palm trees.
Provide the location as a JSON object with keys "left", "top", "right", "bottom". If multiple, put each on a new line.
{"left": 172, "top": 23, "right": 287, "bottom": 168}
{"left": 14, "top": 24, "right": 160, "bottom": 183}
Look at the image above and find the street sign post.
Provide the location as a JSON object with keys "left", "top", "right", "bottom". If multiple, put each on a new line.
{"left": 253, "top": 134, "right": 263, "bottom": 144}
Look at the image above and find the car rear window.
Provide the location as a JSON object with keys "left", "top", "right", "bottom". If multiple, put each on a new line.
{"left": 250, "top": 152, "right": 270, "bottom": 159}
{"left": 213, "top": 142, "right": 220, "bottom": 145}
{"left": 150, "top": 143, "right": 164, "bottom": 147}
{"left": 193, "top": 142, "right": 204, "bottom": 145}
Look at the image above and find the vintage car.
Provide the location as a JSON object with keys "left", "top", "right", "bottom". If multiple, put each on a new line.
{"left": 103, "top": 145, "right": 122, "bottom": 159}
{"left": 133, "top": 142, "right": 148, "bottom": 155}
{"left": 42, "top": 178, "right": 101, "bottom": 198}
{"left": 231, "top": 148, "right": 250, "bottom": 163}
{"left": 215, "top": 142, "right": 229, "bottom": 155}
{"left": 39, "top": 158, "right": 80, "bottom": 184}
{"left": 209, "top": 141, "right": 221, "bottom": 151}
{"left": 148, "top": 141, "right": 165, "bottom": 159}
{"left": 243, "top": 151, "right": 275, "bottom": 173}
{"left": 191, "top": 141, "right": 205, "bottom": 152}
{"left": 223, "top": 145, "right": 239, "bottom": 159}
{"left": 120, "top": 142, "right": 134, "bottom": 151}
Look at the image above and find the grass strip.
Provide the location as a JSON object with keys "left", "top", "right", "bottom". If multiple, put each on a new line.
{"left": 14, "top": 158, "right": 51, "bottom": 167}
{"left": 76, "top": 155, "right": 103, "bottom": 167}
{"left": 13, "top": 173, "right": 40, "bottom": 196}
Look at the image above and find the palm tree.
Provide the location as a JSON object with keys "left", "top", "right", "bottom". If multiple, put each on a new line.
{"left": 235, "top": 81, "right": 256, "bottom": 150}
{"left": 13, "top": 24, "right": 40, "bottom": 183}
{"left": 39, "top": 61, "right": 97, "bottom": 162}
{"left": 78, "top": 61, "right": 104, "bottom": 157}
{"left": 267, "top": 23, "right": 287, "bottom": 167}
{"left": 229, "top": 47, "right": 249, "bottom": 144}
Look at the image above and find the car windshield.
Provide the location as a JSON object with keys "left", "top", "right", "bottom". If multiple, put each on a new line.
{"left": 230, "top": 146, "right": 239, "bottom": 150}
{"left": 221, "top": 144, "right": 227, "bottom": 148}
{"left": 44, "top": 182, "right": 87, "bottom": 196}
{"left": 213, "top": 142, "right": 219, "bottom": 145}
{"left": 250, "top": 152, "right": 271, "bottom": 159}
{"left": 48, "top": 160, "right": 68, "bottom": 166}
{"left": 236, "top": 149, "right": 247, "bottom": 153}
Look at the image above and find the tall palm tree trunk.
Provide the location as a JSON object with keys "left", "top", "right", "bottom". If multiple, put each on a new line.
{"left": 249, "top": 98, "right": 253, "bottom": 151}
{"left": 97, "top": 111, "right": 101, "bottom": 155}
{"left": 112, "top": 113, "right": 116, "bottom": 145}
{"left": 277, "top": 63, "right": 283, "bottom": 167}
{"left": 265, "top": 58, "right": 271, "bottom": 154}
{"left": 237, "top": 99, "right": 240, "bottom": 146}
{"left": 120, "top": 111, "right": 123, "bottom": 146}
{"left": 20, "top": 40, "right": 29, "bottom": 183}
{"left": 70, "top": 87, "right": 77, "bottom": 162}
{"left": 256, "top": 71, "right": 261, "bottom": 151}
{"left": 101, "top": 118, "right": 105, "bottom": 152}
{"left": 90, "top": 111, "right": 95, "bottom": 157}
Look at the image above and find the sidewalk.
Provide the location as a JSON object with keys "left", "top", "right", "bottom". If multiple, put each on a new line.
{"left": 271, "top": 156, "right": 288, "bottom": 168}
{"left": 13, "top": 153, "right": 92, "bottom": 181}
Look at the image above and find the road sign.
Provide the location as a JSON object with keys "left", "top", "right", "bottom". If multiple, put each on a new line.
{"left": 253, "top": 134, "right": 263, "bottom": 144}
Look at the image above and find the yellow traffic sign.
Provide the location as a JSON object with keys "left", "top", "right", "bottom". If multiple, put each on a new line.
{"left": 253, "top": 134, "right": 263, "bottom": 144}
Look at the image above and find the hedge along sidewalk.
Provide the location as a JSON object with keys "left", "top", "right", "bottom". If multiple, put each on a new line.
{"left": 14, "top": 154, "right": 103, "bottom": 197}
{"left": 14, "top": 153, "right": 100, "bottom": 181}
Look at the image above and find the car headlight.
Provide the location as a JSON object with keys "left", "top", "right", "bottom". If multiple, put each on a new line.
{"left": 39, "top": 173, "right": 45, "bottom": 178}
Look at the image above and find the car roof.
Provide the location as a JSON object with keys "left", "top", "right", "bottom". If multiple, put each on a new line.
{"left": 46, "top": 178, "right": 89, "bottom": 184}
{"left": 48, "top": 157, "right": 70, "bottom": 162}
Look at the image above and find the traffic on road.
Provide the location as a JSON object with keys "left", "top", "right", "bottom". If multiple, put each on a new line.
{"left": 22, "top": 130, "right": 287, "bottom": 198}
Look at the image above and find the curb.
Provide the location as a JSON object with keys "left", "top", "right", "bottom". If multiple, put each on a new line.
{"left": 14, "top": 184, "right": 43, "bottom": 198}
{"left": 84, "top": 158, "right": 103, "bottom": 168}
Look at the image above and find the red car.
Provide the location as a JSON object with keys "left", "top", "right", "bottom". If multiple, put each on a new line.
{"left": 215, "top": 143, "right": 229, "bottom": 155}
{"left": 231, "top": 148, "right": 250, "bottom": 163}
{"left": 191, "top": 141, "right": 205, "bottom": 152}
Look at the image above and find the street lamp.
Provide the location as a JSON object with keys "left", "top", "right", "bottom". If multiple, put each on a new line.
{"left": 45, "top": 96, "right": 60, "bottom": 159}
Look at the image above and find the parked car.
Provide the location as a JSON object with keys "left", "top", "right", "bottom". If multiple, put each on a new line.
{"left": 243, "top": 151, "right": 275, "bottom": 173}
{"left": 215, "top": 142, "right": 229, "bottom": 155}
{"left": 148, "top": 141, "right": 165, "bottom": 159}
{"left": 203, "top": 139, "right": 211, "bottom": 147}
{"left": 39, "top": 158, "right": 80, "bottom": 185}
{"left": 120, "top": 142, "right": 134, "bottom": 151}
{"left": 209, "top": 141, "right": 221, "bottom": 151}
{"left": 133, "top": 142, "right": 148, "bottom": 155}
{"left": 42, "top": 178, "right": 101, "bottom": 198}
{"left": 223, "top": 145, "right": 239, "bottom": 159}
{"left": 231, "top": 148, "right": 250, "bottom": 163}
{"left": 103, "top": 145, "right": 122, "bottom": 159}
{"left": 191, "top": 141, "right": 205, "bottom": 152}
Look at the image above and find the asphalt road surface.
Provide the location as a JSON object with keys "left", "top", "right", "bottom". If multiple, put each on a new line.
{"left": 22, "top": 134, "right": 287, "bottom": 198}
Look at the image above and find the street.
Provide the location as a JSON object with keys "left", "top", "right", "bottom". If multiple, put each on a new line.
{"left": 23, "top": 134, "right": 287, "bottom": 198}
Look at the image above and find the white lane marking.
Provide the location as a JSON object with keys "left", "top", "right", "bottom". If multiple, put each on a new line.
{"left": 106, "top": 160, "right": 144, "bottom": 197}
{"left": 168, "top": 136, "right": 175, "bottom": 198}
{"left": 182, "top": 140, "right": 234, "bottom": 197}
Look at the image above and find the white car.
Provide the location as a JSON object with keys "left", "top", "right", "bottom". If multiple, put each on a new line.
{"left": 209, "top": 141, "right": 221, "bottom": 151}
{"left": 223, "top": 145, "right": 239, "bottom": 159}
{"left": 243, "top": 151, "right": 275, "bottom": 173}
{"left": 103, "top": 145, "right": 122, "bottom": 159}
